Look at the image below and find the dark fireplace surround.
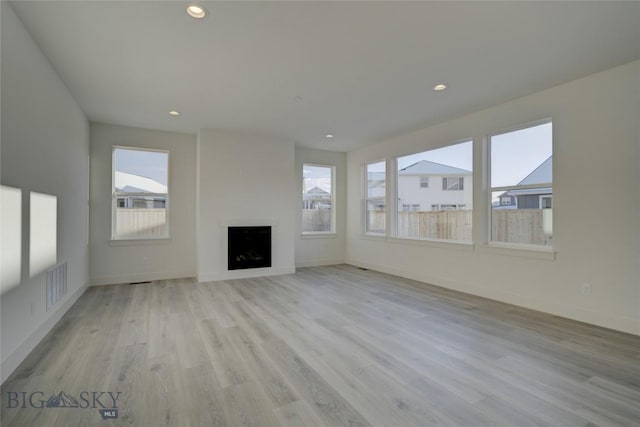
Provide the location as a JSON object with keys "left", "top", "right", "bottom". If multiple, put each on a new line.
{"left": 228, "top": 226, "right": 272, "bottom": 271}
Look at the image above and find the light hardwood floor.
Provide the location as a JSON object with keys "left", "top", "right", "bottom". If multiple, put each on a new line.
{"left": 2, "top": 265, "right": 639, "bottom": 426}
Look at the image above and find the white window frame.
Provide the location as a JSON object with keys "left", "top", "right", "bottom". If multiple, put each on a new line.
{"left": 364, "top": 159, "right": 387, "bottom": 235}
{"left": 540, "top": 195, "right": 552, "bottom": 209}
{"left": 111, "top": 146, "right": 170, "bottom": 241}
{"left": 420, "top": 176, "right": 429, "bottom": 188}
{"left": 302, "top": 163, "right": 336, "bottom": 235}
{"left": 487, "top": 118, "right": 553, "bottom": 248}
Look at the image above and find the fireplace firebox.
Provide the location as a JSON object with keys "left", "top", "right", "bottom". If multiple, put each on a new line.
{"left": 228, "top": 226, "right": 272, "bottom": 270}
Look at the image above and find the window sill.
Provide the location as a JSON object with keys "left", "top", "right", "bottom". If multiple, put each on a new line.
{"left": 109, "top": 237, "right": 171, "bottom": 246}
{"left": 477, "top": 243, "right": 556, "bottom": 260}
{"left": 361, "top": 233, "right": 387, "bottom": 241}
{"left": 301, "top": 232, "right": 337, "bottom": 239}
{"left": 389, "top": 236, "right": 474, "bottom": 251}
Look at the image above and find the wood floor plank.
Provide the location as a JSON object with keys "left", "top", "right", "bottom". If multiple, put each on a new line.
{"left": 224, "top": 325, "right": 299, "bottom": 408}
{"left": 2, "top": 265, "right": 639, "bottom": 427}
{"left": 273, "top": 399, "right": 327, "bottom": 427}
{"left": 261, "top": 336, "right": 372, "bottom": 427}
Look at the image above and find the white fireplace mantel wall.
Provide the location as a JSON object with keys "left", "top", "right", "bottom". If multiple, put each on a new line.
{"left": 196, "top": 129, "right": 296, "bottom": 282}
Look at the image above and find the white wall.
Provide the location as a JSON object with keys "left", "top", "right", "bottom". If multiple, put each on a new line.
{"left": 1, "top": 2, "right": 90, "bottom": 382}
{"left": 197, "top": 129, "right": 296, "bottom": 281}
{"left": 295, "top": 148, "right": 346, "bottom": 267}
{"left": 90, "top": 123, "right": 197, "bottom": 285}
{"left": 346, "top": 60, "right": 640, "bottom": 335}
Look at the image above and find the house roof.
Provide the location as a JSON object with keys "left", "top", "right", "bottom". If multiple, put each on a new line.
{"left": 499, "top": 156, "right": 552, "bottom": 199}
{"left": 114, "top": 171, "right": 167, "bottom": 194}
{"left": 518, "top": 156, "right": 552, "bottom": 185}
{"left": 306, "top": 186, "right": 329, "bottom": 195}
{"left": 399, "top": 160, "right": 471, "bottom": 176}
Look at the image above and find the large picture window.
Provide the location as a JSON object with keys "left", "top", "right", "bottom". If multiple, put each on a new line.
{"left": 490, "top": 121, "right": 552, "bottom": 246}
{"left": 396, "top": 141, "right": 473, "bottom": 241}
{"left": 302, "top": 164, "right": 335, "bottom": 233}
{"left": 365, "top": 160, "right": 386, "bottom": 234}
{"left": 112, "top": 147, "right": 169, "bottom": 240}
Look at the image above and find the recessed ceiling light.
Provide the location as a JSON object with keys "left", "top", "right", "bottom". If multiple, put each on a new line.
{"left": 186, "top": 4, "right": 207, "bottom": 19}
{"left": 433, "top": 84, "right": 447, "bottom": 91}
{"left": 324, "top": 134, "right": 334, "bottom": 139}
{"left": 169, "top": 110, "right": 180, "bottom": 116}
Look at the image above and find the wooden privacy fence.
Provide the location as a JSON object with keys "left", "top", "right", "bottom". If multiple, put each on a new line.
{"left": 116, "top": 208, "right": 167, "bottom": 238}
{"left": 396, "top": 210, "right": 472, "bottom": 241}
{"left": 369, "top": 209, "right": 550, "bottom": 244}
{"left": 491, "top": 209, "right": 551, "bottom": 246}
{"left": 303, "top": 209, "right": 332, "bottom": 232}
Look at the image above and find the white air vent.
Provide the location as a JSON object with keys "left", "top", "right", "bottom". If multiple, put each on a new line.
{"left": 46, "top": 262, "right": 67, "bottom": 311}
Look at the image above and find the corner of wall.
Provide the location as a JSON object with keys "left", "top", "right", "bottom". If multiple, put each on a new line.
{"left": 1, "top": 281, "right": 89, "bottom": 384}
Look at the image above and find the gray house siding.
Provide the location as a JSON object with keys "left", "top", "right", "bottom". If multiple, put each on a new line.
{"left": 517, "top": 195, "right": 541, "bottom": 209}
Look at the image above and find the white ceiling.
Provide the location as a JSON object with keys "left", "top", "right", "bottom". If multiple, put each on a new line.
{"left": 9, "top": 1, "right": 640, "bottom": 151}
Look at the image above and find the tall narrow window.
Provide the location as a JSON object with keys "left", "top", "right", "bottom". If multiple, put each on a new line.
{"left": 112, "top": 147, "right": 169, "bottom": 240}
{"left": 490, "top": 121, "right": 552, "bottom": 246}
{"left": 365, "top": 161, "right": 386, "bottom": 234}
{"left": 396, "top": 140, "right": 473, "bottom": 241}
{"left": 302, "top": 164, "right": 335, "bottom": 234}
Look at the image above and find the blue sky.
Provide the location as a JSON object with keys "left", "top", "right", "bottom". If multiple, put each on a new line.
{"left": 491, "top": 122, "right": 552, "bottom": 187}
{"left": 114, "top": 148, "right": 168, "bottom": 185}
{"left": 369, "top": 122, "right": 552, "bottom": 187}
{"left": 303, "top": 164, "right": 332, "bottom": 192}
{"left": 398, "top": 140, "right": 473, "bottom": 171}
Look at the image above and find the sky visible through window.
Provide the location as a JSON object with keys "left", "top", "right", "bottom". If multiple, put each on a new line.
{"left": 369, "top": 122, "right": 551, "bottom": 188}
{"left": 491, "top": 122, "right": 552, "bottom": 187}
{"left": 114, "top": 148, "right": 168, "bottom": 186}
{"left": 303, "top": 165, "right": 331, "bottom": 193}
{"left": 397, "top": 140, "right": 472, "bottom": 171}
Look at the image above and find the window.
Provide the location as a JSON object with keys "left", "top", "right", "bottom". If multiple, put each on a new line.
{"left": 365, "top": 160, "right": 386, "bottom": 234}
{"left": 302, "top": 164, "right": 335, "bottom": 233}
{"left": 540, "top": 195, "right": 552, "bottom": 209}
{"left": 490, "top": 121, "right": 552, "bottom": 246}
{"left": 396, "top": 141, "right": 472, "bottom": 241}
{"left": 500, "top": 196, "right": 512, "bottom": 206}
{"left": 112, "top": 147, "right": 169, "bottom": 240}
{"left": 443, "top": 177, "right": 464, "bottom": 191}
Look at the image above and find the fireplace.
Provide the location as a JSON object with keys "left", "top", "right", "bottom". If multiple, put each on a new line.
{"left": 228, "top": 226, "right": 272, "bottom": 270}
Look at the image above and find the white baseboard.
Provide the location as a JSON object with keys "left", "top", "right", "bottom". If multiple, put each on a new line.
{"left": 1, "top": 281, "right": 89, "bottom": 384}
{"left": 90, "top": 271, "right": 196, "bottom": 286}
{"left": 295, "top": 258, "right": 344, "bottom": 268}
{"left": 345, "top": 258, "right": 640, "bottom": 336}
{"left": 198, "top": 266, "right": 296, "bottom": 283}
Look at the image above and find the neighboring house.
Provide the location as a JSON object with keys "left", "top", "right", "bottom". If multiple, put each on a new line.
{"left": 495, "top": 156, "right": 552, "bottom": 210}
{"left": 303, "top": 186, "right": 330, "bottom": 209}
{"left": 397, "top": 160, "right": 473, "bottom": 211}
{"left": 366, "top": 171, "right": 387, "bottom": 210}
{"left": 114, "top": 171, "right": 167, "bottom": 208}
